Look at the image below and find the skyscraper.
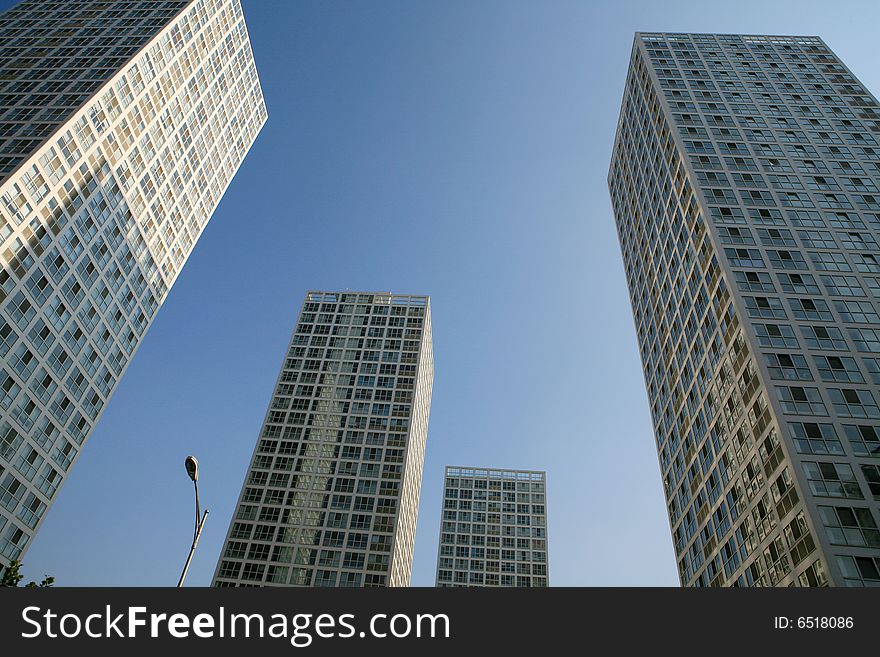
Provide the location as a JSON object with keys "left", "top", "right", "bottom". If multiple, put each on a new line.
{"left": 213, "top": 291, "right": 434, "bottom": 587}
{"left": 435, "top": 466, "right": 548, "bottom": 587}
{"left": 0, "top": 0, "right": 266, "bottom": 568}
{"left": 609, "top": 33, "right": 880, "bottom": 587}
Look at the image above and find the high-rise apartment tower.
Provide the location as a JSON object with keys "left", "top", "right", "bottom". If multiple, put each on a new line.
{"left": 609, "top": 33, "right": 880, "bottom": 586}
{"left": 0, "top": 0, "right": 267, "bottom": 568}
{"left": 435, "top": 466, "right": 548, "bottom": 587}
{"left": 213, "top": 291, "right": 434, "bottom": 587}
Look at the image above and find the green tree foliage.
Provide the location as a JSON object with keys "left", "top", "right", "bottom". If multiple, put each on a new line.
{"left": 0, "top": 560, "right": 55, "bottom": 587}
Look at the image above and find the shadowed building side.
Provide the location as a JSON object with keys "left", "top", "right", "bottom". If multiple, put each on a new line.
{"left": 609, "top": 32, "right": 880, "bottom": 586}
{"left": 213, "top": 291, "right": 434, "bottom": 587}
{"left": 0, "top": 0, "right": 267, "bottom": 569}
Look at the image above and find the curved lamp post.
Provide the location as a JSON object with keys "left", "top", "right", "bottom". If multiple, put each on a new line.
{"left": 177, "top": 455, "right": 209, "bottom": 587}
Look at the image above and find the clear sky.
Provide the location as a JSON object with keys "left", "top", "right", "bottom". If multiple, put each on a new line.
{"left": 11, "top": 0, "right": 880, "bottom": 587}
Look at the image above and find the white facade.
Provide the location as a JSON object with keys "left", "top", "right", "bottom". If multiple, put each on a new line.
{"left": 0, "top": 0, "right": 267, "bottom": 567}
{"left": 436, "top": 466, "right": 549, "bottom": 587}
{"left": 213, "top": 291, "right": 434, "bottom": 587}
{"left": 609, "top": 33, "right": 880, "bottom": 586}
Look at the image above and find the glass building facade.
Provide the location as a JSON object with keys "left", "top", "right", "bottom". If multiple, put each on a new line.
{"left": 609, "top": 33, "right": 880, "bottom": 586}
{"left": 436, "top": 466, "right": 548, "bottom": 587}
{"left": 213, "top": 291, "right": 434, "bottom": 587}
{"left": 0, "top": 0, "right": 266, "bottom": 568}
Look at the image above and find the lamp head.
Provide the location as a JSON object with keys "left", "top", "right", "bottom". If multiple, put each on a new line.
{"left": 184, "top": 455, "right": 199, "bottom": 482}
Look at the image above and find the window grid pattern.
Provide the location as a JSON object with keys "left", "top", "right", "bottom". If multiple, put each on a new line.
{"left": 436, "top": 466, "right": 548, "bottom": 588}
{"left": 0, "top": 1, "right": 193, "bottom": 180}
{"left": 609, "top": 32, "right": 880, "bottom": 587}
{"left": 212, "top": 291, "right": 434, "bottom": 588}
{"left": 0, "top": 0, "right": 267, "bottom": 567}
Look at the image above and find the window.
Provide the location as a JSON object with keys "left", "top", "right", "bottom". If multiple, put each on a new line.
{"left": 46, "top": 296, "right": 71, "bottom": 332}
{"left": 61, "top": 277, "right": 85, "bottom": 309}
{"left": 339, "top": 572, "right": 362, "bottom": 587}
{"left": 776, "top": 386, "right": 827, "bottom": 416}
{"left": 710, "top": 206, "right": 746, "bottom": 224}
{"left": 0, "top": 370, "right": 21, "bottom": 410}
{"left": 821, "top": 274, "right": 864, "bottom": 297}
{"left": 744, "top": 296, "right": 786, "bottom": 319}
{"left": 797, "top": 230, "right": 837, "bottom": 248}
{"left": 809, "top": 251, "right": 851, "bottom": 272}
{"left": 836, "top": 555, "right": 880, "bottom": 586}
{"left": 754, "top": 323, "right": 799, "bottom": 348}
{"left": 813, "top": 356, "right": 864, "bottom": 383}
{"left": 863, "top": 358, "right": 880, "bottom": 385}
{"left": 314, "top": 570, "right": 337, "bottom": 587}
{"left": 768, "top": 249, "right": 807, "bottom": 269}
{"left": 777, "top": 272, "right": 820, "bottom": 294}
{"left": 827, "top": 211, "right": 863, "bottom": 229}
{"left": 10, "top": 344, "right": 37, "bottom": 379}
{"left": 248, "top": 544, "right": 271, "bottom": 561}
{"left": 734, "top": 270, "right": 774, "bottom": 292}
{"left": 732, "top": 172, "right": 766, "bottom": 188}
{"left": 818, "top": 506, "right": 880, "bottom": 547}
{"left": 765, "top": 352, "right": 812, "bottom": 380}
{"left": 739, "top": 187, "right": 773, "bottom": 204}
{"left": 27, "top": 319, "right": 55, "bottom": 356}
{"left": 750, "top": 208, "right": 785, "bottom": 225}
{"left": 802, "top": 461, "right": 863, "bottom": 499}
{"left": 758, "top": 228, "right": 796, "bottom": 246}
{"left": 860, "top": 464, "right": 880, "bottom": 499}
{"left": 854, "top": 253, "right": 880, "bottom": 274}
{"left": 718, "top": 226, "right": 754, "bottom": 244}
{"left": 801, "top": 325, "right": 847, "bottom": 350}
{"left": 835, "top": 300, "right": 879, "bottom": 324}
{"left": 12, "top": 390, "right": 42, "bottom": 431}
{"left": 840, "top": 231, "right": 879, "bottom": 251}
{"left": 241, "top": 562, "right": 265, "bottom": 582}
{"left": 224, "top": 542, "right": 247, "bottom": 559}
{"left": 30, "top": 368, "right": 57, "bottom": 405}
{"left": 828, "top": 388, "right": 880, "bottom": 419}
{"left": 9, "top": 292, "right": 36, "bottom": 329}
{"left": 25, "top": 270, "right": 53, "bottom": 306}
{"left": 849, "top": 328, "right": 880, "bottom": 353}
{"left": 0, "top": 320, "right": 17, "bottom": 358}
{"left": 788, "top": 209, "right": 825, "bottom": 227}
{"left": 47, "top": 344, "right": 72, "bottom": 377}
{"left": 790, "top": 298, "right": 833, "bottom": 321}
{"left": 0, "top": 473, "right": 26, "bottom": 512}
{"left": 843, "top": 424, "right": 880, "bottom": 457}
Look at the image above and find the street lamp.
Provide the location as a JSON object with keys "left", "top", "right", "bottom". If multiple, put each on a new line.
{"left": 177, "top": 455, "right": 209, "bottom": 587}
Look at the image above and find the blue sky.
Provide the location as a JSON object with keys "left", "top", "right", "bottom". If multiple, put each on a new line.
{"left": 12, "top": 0, "right": 880, "bottom": 586}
